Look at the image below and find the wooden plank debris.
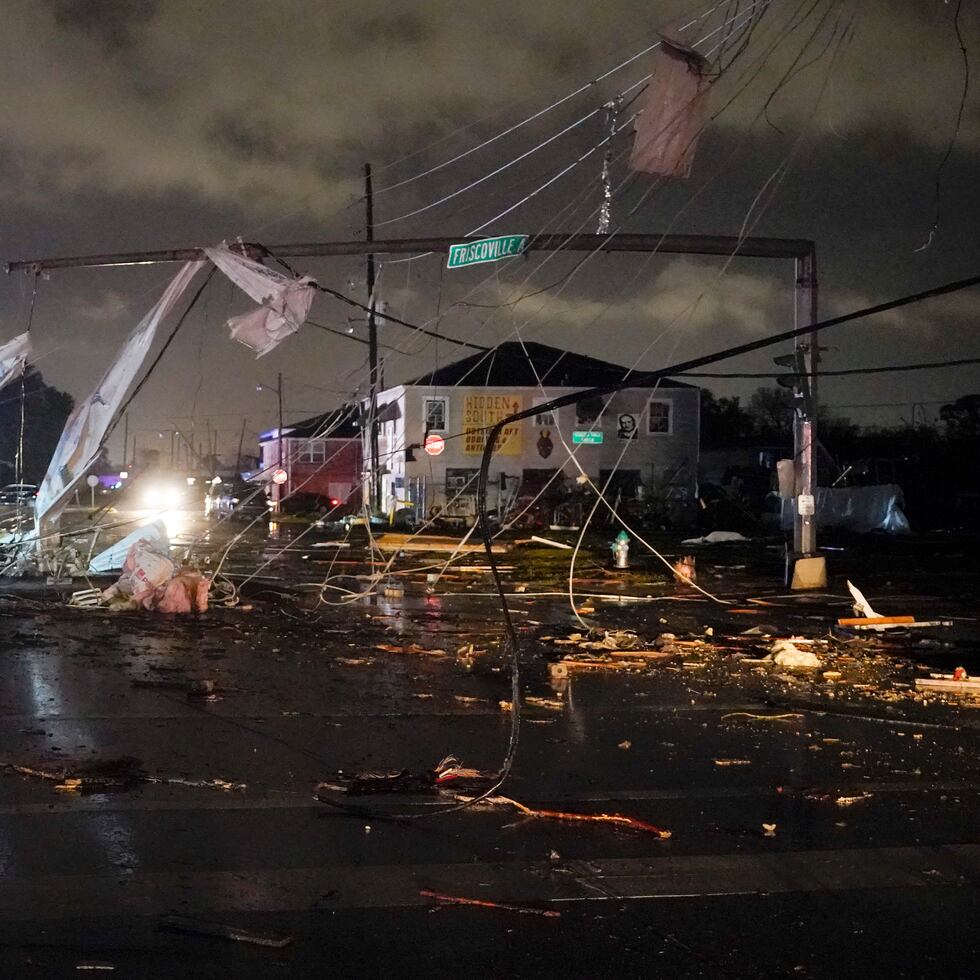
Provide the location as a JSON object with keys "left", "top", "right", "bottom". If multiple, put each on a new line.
{"left": 372, "top": 533, "right": 507, "bottom": 554}
{"left": 837, "top": 615, "right": 915, "bottom": 627}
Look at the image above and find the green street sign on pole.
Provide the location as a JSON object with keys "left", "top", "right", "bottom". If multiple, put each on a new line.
{"left": 572, "top": 431, "right": 603, "bottom": 445}
{"left": 447, "top": 235, "right": 528, "bottom": 269}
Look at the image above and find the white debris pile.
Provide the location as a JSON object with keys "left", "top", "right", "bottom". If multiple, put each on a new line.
{"left": 680, "top": 531, "right": 750, "bottom": 545}
{"left": 770, "top": 638, "right": 823, "bottom": 669}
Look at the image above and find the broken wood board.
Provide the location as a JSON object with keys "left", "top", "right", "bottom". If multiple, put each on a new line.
{"left": 606, "top": 650, "right": 676, "bottom": 659}
{"left": 372, "top": 533, "right": 507, "bottom": 554}
{"left": 837, "top": 615, "right": 915, "bottom": 627}
{"left": 845, "top": 620, "right": 952, "bottom": 631}
{"left": 915, "top": 677, "right": 980, "bottom": 694}
{"left": 529, "top": 535, "right": 573, "bottom": 550}
{"left": 558, "top": 658, "right": 648, "bottom": 671}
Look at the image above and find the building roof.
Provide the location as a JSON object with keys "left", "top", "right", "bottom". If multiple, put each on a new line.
{"left": 259, "top": 405, "right": 359, "bottom": 443}
{"left": 405, "top": 341, "right": 696, "bottom": 390}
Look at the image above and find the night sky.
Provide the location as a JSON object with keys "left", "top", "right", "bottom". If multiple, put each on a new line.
{"left": 1, "top": 0, "right": 977, "bottom": 464}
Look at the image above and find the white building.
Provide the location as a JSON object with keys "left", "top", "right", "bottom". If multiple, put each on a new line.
{"left": 364, "top": 342, "right": 700, "bottom": 523}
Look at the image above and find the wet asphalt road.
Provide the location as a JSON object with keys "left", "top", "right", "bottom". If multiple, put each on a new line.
{"left": 1, "top": 517, "right": 980, "bottom": 977}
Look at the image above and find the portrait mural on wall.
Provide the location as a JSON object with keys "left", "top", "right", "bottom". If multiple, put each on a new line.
{"left": 617, "top": 413, "right": 638, "bottom": 440}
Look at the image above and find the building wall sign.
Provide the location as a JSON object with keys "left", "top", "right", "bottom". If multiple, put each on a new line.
{"left": 462, "top": 393, "right": 523, "bottom": 455}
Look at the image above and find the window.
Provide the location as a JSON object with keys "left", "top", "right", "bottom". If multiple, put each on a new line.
{"left": 423, "top": 396, "right": 448, "bottom": 433}
{"left": 532, "top": 397, "right": 555, "bottom": 427}
{"left": 647, "top": 398, "right": 672, "bottom": 435}
{"left": 299, "top": 439, "right": 325, "bottom": 462}
{"left": 445, "top": 468, "right": 478, "bottom": 495}
{"left": 576, "top": 394, "right": 606, "bottom": 425}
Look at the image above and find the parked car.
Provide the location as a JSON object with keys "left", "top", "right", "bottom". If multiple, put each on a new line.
{"left": 279, "top": 491, "right": 355, "bottom": 519}
{"left": 0, "top": 483, "right": 38, "bottom": 506}
{"left": 204, "top": 480, "right": 269, "bottom": 520}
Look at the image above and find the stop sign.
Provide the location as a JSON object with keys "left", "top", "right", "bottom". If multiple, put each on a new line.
{"left": 272, "top": 468, "right": 288, "bottom": 485}
{"left": 424, "top": 434, "right": 445, "bottom": 456}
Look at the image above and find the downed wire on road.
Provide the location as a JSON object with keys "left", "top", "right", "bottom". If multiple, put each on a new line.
{"left": 420, "top": 889, "right": 560, "bottom": 918}
{"left": 475, "top": 795, "right": 672, "bottom": 839}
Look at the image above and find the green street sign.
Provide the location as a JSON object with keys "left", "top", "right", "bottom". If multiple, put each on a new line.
{"left": 572, "top": 430, "right": 603, "bottom": 445}
{"left": 447, "top": 235, "right": 528, "bottom": 269}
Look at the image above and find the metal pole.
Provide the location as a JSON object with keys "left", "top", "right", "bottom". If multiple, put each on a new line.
{"left": 793, "top": 249, "right": 819, "bottom": 555}
{"left": 6, "top": 234, "right": 817, "bottom": 272}
{"left": 122, "top": 413, "right": 129, "bottom": 469}
{"left": 15, "top": 375, "right": 25, "bottom": 485}
{"left": 365, "top": 163, "right": 381, "bottom": 512}
{"left": 277, "top": 371, "right": 283, "bottom": 470}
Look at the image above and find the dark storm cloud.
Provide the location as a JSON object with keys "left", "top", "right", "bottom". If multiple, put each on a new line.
{"left": 49, "top": 0, "right": 158, "bottom": 54}
{"left": 1, "top": 1, "right": 972, "bottom": 214}
{"left": 0, "top": 0, "right": 977, "bottom": 450}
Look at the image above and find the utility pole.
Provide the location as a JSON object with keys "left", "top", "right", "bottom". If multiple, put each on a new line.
{"left": 794, "top": 250, "right": 818, "bottom": 554}
{"left": 790, "top": 249, "right": 824, "bottom": 588}
{"left": 365, "top": 163, "right": 381, "bottom": 513}
{"left": 236, "top": 417, "right": 247, "bottom": 474}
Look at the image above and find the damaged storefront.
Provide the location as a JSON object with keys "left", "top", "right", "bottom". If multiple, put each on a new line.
{"left": 364, "top": 341, "right": 701, "bottom": 524}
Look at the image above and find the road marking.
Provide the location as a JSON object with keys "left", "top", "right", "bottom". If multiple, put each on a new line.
{"left": 0, "top": 844, "right": 976, "bottom": 921}
{"left": 0, "top": 703, "right": 770, "bottom": 725}
{"left": 0, "top": 779, "right": 978, "bottom": 816}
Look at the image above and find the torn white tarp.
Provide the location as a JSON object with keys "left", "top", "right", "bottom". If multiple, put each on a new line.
{"left": 681, "top": 531, "right": 750, "bottom": 545}
{"left": 88, "top": 518, "right": 169, "bottom": 574}
{"left": 205, "top": 245, "right": 316, "bottom": 357}
{"left": 0, "top": 332, "right": 31, "bottom": 391}
{"left": 779, "top": 484, "right": 911, "bottom": 535}
{"left": 35, "top": 261, "right": 205, "bottom": 528}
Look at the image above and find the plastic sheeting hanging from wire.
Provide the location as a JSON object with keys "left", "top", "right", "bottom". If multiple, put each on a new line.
{"left": 629, "top": 36, "right": 711, "bottom": 179}
{"left": 779, "top": 485, "right": 911, "bottom": 535}
{"left": 34, "top": 261, "right": 206, "bottom": 528}
{"left": 0, "top": 332, "right": 30, "bottom": 392}
{"left": 205, "top": 245, "right": 316, "bottom": 358}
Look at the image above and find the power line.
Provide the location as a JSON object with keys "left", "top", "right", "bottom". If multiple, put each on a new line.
{"left": 312, "top": 281, "right": 490, "bottom": 352}
{"left": 475, "top": 273, "right": 980, "bottom": 431}
{"left": 366, "top": 0, "right": 729, "bottom": 198}
{"left": 378, "top": 0, "right": 773, "bottom": 263}
{"left": 915, "top": 0, "right": 970, "bottom": 252}
{"left": 263, "top": 249, "right": 492, "bottom": 352}
{"left": 678, "top": 354, "right": 980, "bottom": 379}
